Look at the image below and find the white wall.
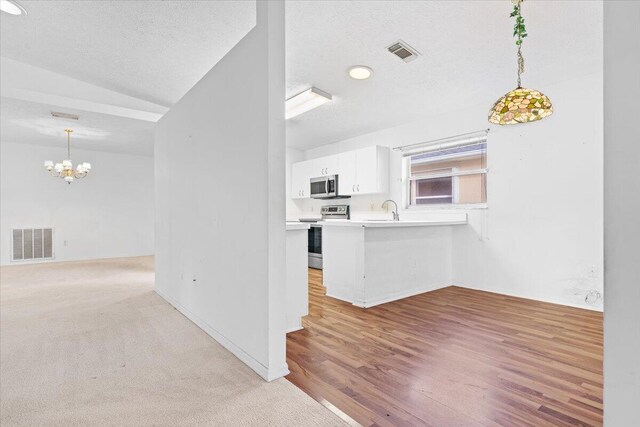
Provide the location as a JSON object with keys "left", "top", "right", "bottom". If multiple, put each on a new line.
{"left": 288, "top": 71, "right": 603, "bottom": 311}
{"left": 285, "top": 146, "right": 305, "bottom": 220}
{"left": 0, "top": 141, "right": 154, "bottom": 265}
{"left": 603, "top": 1, "right": 640, "bottom": 424}
{"left": 154, "top": 1, "right": 287, "bottom": 381}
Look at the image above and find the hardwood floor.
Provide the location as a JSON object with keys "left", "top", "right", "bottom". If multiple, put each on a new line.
{"left": 286, "top": 268, "right": 603, "bottom": 427}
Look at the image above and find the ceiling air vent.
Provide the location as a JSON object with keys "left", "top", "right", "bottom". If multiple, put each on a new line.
{"left": 51, "top": 111, "right": 79, "bottom": 120}
{"left": 387, "top": 40, "right": 420, "bottom": 63}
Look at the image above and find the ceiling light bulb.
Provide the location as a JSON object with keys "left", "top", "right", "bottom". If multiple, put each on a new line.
{"left": 348, "top": 66, "right": 373, "bottom": 80}
{"left": 0, "top": 0, "right": 26, "bottom": 15}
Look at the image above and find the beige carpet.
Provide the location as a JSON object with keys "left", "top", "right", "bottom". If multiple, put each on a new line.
{"left": 0, "top": 256, "right": 345, "bottom": 426}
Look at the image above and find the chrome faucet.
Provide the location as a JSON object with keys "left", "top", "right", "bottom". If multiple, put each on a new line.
{"left": 382, "top": 199, "right": 399, "bottom": 221}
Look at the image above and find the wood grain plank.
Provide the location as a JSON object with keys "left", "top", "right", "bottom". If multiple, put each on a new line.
{"left": 286, "top": 269, "right": 603, "bottom": 426}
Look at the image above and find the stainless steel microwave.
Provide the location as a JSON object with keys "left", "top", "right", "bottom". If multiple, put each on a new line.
{"left": 310, "top": 175, "right": 338, "bottom": 199}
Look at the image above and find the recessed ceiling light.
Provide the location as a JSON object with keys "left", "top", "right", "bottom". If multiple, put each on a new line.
{"left": 285, "top": 87, "right": 332, "bottom": 120}
{"left": 0, "top": 0, "right": 26, "bottom": 15}
{"left": 348, "top": 66, "right": 373, "bottom": 80}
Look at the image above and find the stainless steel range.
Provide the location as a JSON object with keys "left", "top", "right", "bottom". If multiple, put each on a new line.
{"left": 299, "top": 204, "right": 349, "bottom": 269}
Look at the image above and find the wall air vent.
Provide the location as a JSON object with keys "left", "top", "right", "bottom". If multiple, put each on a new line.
{"left": 51, "top": 111, "right": 79, "bottom": 120}
{"left": 387, "top": 40, "right": 421, "bottom": 63}
{"left": 12, "top": 228, "right": 54, "bottom": 262}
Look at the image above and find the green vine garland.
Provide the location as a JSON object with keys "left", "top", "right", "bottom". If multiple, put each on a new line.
{"left": 510, "top": 1, "right": 528, "bottom": 46}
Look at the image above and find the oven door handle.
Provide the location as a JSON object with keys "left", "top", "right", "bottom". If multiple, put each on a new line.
{"left": 325, "top": 179, "right": 328, "bottom": 195}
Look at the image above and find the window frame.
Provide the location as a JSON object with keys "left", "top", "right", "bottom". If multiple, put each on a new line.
{"left": 401, "top": 147, "right": 488, "bottom": 211}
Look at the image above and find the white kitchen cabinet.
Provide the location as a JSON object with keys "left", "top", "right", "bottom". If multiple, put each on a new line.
{"left": 286, "top": 223, "right": 310, "bottom": 332}
{"left": 311, "top": 155, "right": 338, "bottom": 177}
{"left": 337, "top": 150, "right": 357, "bottom": 195}
{"left": 291, "top": 160, "right": 312, "bottom": 199}
{"left": 355, "top": 146, "right": 380, "bottom": 194}
{"left": 338, "top": 146, "right": 389, "bottom": 196}
{"left": 291, "top": 146, "right": 389, "bottom": 198}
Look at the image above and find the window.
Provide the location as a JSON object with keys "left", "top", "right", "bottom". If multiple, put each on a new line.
{"left": 400, "top": 131, "right": 488, "bottom": 208}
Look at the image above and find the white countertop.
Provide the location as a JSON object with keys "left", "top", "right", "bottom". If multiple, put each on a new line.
{"left": 318, "top": 216, "right": 467, "bottom": 228}
{"left": 286, "top": 222, "right": 311, "bottom": 231}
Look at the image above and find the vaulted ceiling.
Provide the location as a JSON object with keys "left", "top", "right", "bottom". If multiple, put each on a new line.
{"left": 0, "top": 0, "right": 256, "bottom": 107}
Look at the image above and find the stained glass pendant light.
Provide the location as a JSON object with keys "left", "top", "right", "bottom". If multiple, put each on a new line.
{"left": 488, "top": 0, "right": 553, "bottom": 125}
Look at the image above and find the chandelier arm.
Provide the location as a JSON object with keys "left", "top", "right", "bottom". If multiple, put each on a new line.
{"left": 44, "top": 130, "right": 91, "bottom": 182}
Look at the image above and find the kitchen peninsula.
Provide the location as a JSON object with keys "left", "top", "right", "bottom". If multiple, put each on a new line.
{"left": 286, "top": 222, "right": 310, "bottom": 332}
{"left": 321, "top": 213, "right": 468, "bottom": 308}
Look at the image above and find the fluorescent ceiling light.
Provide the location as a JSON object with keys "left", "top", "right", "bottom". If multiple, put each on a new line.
{"left": 286, "top": 87, "right": 332, "bottom": 120}
{"left": 348, "top": 66, "right": 373, "bottom": 80}
{"left": 0, "top": 0, "right": 26, "bottom": 15}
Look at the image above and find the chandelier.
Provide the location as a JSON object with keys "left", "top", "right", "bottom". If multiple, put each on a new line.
{"left": 488, "top": 0, "right": 553, "bottom": 125}
{"left": 44, "top": 129, "right": 91, "bottom": 184}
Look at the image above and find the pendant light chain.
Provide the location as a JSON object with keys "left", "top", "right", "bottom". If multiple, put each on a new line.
{"left": 517, "top": 45, "right": 525, "bottom": 88}
{"left": 488, "top": 0, "right": 553, "bottom": 125}
{"left": 513, "top": 0, "right": 526, "bottom": 88}
{"left": 66, "top": 129, "right": 71, "bottom": 160}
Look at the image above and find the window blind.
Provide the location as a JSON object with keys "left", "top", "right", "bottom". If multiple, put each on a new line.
{"left": 395, "top": 129, "right": 489, "bottom": 158}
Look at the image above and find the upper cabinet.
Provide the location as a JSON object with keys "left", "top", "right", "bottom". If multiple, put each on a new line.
{"left": 338, "top": 146, "right": 389, "bottom": 195}
{"left": 292, "top": 146, "right": 389, "bottom": 199}
{"left": 311, "top": 155, "right": 338, "bottom": 178}
{"left": 337, "top": 150, "right": 357, "bottom": 195}
{"left": 291, "top": 160, "right": 313, "bottom": 199}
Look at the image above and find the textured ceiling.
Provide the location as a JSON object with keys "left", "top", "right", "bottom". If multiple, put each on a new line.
{"left": 285, "top": 0, "right": 602, "bottom": 149}
{"left": 0, "top": 98, "right": 155, "bottom": 156}
{"left": 1, "top": 1, "right": 602, "bottom": 154}
{"left": 0, "top": 0, "right": 256, "bottom": 107}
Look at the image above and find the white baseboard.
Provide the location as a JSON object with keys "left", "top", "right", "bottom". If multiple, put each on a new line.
{"left": 266, "top": 364, "right": 291, "bottom": 382}
{"left": 1, "top": 254, "right": 154, "bottom": 267}
{"left": 329, "top": 280, "right": 602, "bottom": 312}
{"left": 327, "top": 284, "right": 449, "bottom": 308}
{"left": 354, "top": 284, "right": 449, "bottom": 308}
{"left": 451, "top": 283, "right": 604, "bottom": 312}
{"left": 286, "top": 325, "right": 304, "bottom": 334}
{"left": 155, "top": 289, "right": 289, "bottom": 382}
{"left": 324, "top": 289, "right": 354, "bottom": 304}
